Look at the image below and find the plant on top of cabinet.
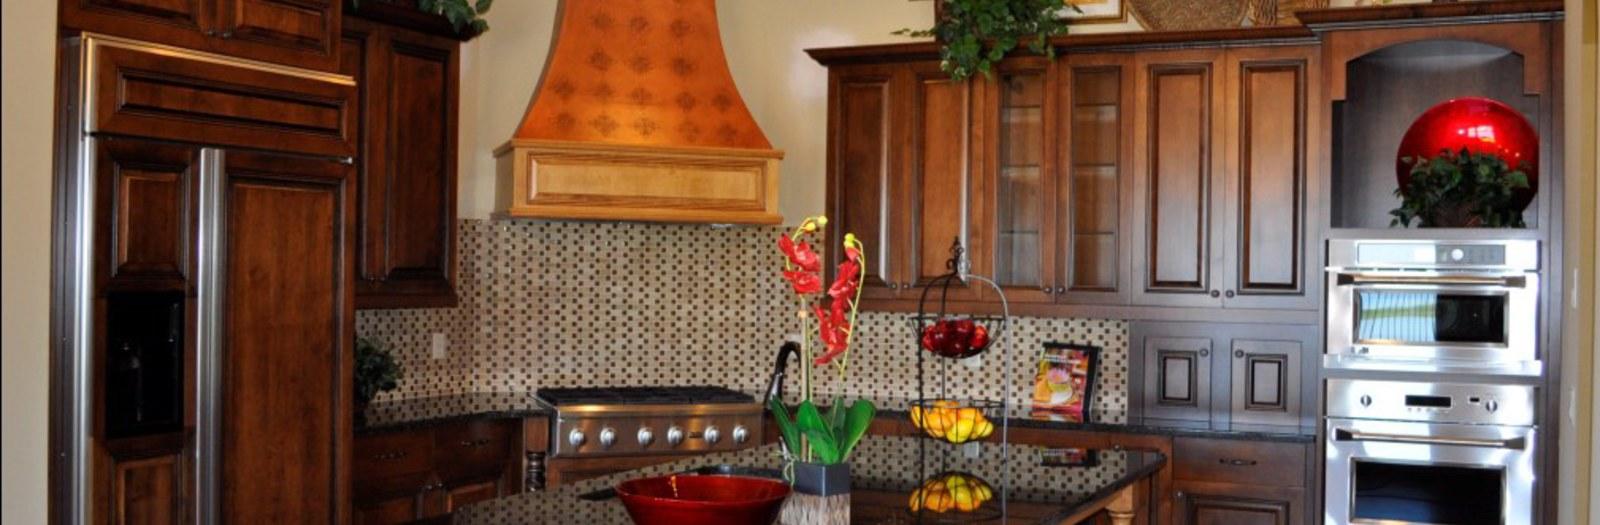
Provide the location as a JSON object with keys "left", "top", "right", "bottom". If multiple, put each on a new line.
{"left": 352, "top": 0, "right": 494, "bottom": 37}
{"left": 895, "top": 0, "right": 1073, "bottom": 80}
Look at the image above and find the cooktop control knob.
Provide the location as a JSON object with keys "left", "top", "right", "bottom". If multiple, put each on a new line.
{"left": 598, "top": 427, "right": 617, "bottom": 448}
{"left": 731, "top": 425, "right": 750, "bottom": 444}
{"left": 666, "top": 426, "right": 685, "bottom": 447}
{"left": 1485, "top": 400, "right": 1499, "bottom": 413}
{"left": 637, "top": 427, "right": 655, "bottom": 446}
{"left": 704, "top": 425, "right": 722, "bottom": 445}
{"left": 567, "top": 429, "right": 586, "bottom": 448}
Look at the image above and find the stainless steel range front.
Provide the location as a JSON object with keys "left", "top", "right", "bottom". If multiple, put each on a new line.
{"left": 1325, "top": 379, "right": 1537, "bottom": 525}
{"left": 1325, "top": 239, "right": 1541, "bottom": 376}
{"left": 536, "top": 386, "right": 764, "bottom": 458}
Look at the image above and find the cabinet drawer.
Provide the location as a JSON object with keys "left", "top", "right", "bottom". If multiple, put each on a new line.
{"left": 434, "top": 420, "right": 513, "bottom": 482}
{"left": 354, "top": 430, "right": 434, "bottom": 483}
{"left": 1173, "top": 437, "right": 1305, "bottom": 487}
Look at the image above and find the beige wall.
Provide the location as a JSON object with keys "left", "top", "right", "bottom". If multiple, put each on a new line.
{"left": 2, "top": 0, "right": 59, "bottom": 522}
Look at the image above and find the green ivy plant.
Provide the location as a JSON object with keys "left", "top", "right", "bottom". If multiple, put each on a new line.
{"left": 355, "top": 337, "right": 403, "bottom": 405}
{"left": 1390, "top": 148, "right": 1531, "bottom": 228}
{"left": 354, "top": 0, "right": 492, "bottom": 35}
{"left": 894, "top": 0, "right": 1075, "bottom": 81}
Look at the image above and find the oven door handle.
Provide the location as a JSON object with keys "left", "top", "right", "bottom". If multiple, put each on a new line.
{"left": 1334, "top": 273, "right": 1527, "bottom": 288}
{"left": 1333, "top": 428, "right": 1527, "bottom": 450}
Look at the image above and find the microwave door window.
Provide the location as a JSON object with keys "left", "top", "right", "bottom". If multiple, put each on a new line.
{"left": 1352, "top": 460, "right": 1503, "bottom": 525}
{"left": 1355, "top": 290, "right": 1508, "bottom": 346}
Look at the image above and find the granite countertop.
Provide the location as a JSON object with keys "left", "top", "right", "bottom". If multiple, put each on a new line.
{"left": 357, "top": 391, "right": 1316, "bottom": 443}
{"left": 356, "top": 392, "right": 549, "bottom": 435}
{"left": 450, "top": 433, "right": 1166, "bottom": 524}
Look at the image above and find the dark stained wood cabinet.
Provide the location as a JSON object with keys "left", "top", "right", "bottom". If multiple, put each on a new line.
{"left": 825, "top": 61, "right": 979, "bottom": 301}
{"left": 353, "top": 419, "right": 521, "bottom": 525}
{"left": 1131, "top": 46, "right": 1319, "bottom": 311}
{"left": 1133, "top": 322, "right": 1316, "bottom": 427}
{"left": 343, "top": 16, "right": 460, "bottom": 308}
{"left": 218, "top": 150, "right": 353, "bottom": 523}
{"left": 61, "top": 0, "right": 342, "bottom": 71}
{"left": 1172, "top": 437, "right": 1311, "bottom": 525}
{"left": 94, "top": 139, "right": 199, "bottom": 291}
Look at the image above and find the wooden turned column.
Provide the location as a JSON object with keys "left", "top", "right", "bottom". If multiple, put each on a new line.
{"left": 1106, "top": 482, "right": 1138, "bottom": 525}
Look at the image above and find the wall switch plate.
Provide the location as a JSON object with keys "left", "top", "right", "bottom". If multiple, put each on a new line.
{"left": 430, "top": 333, "right": 448, "bottom": 360}
{"left": 961, "top": 355, "right": 982, "bottom": 369}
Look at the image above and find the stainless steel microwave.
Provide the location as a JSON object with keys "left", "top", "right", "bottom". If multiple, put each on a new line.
{"left": 1325, "top": 239, "right": 1540, "bottom": 375}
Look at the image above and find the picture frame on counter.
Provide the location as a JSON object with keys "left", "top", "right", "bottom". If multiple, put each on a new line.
{"left": 1030, "top": 343, "right": 1101, "bottom": 423}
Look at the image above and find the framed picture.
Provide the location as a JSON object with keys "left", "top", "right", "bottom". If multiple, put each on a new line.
{"left": 1060, "top": 0, "right": 1126, "bottom": 23}
{"left": 1029, "top": 342, "right": 1100, "bottom": 423}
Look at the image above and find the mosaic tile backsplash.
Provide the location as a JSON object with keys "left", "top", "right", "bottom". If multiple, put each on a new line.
{"left": 356, "top": 220, "right": 1129, "bottom": 421}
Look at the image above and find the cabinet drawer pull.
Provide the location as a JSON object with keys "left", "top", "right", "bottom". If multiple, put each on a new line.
{"left": 373, "top": 450, "right": 408, "bottom": 461}
{"left": 1225, "top": 289, "right": 1235, "bottom": 298}
{"left": 1209, "top": 290, "right": 1221, "bottom": 298}
{"left": 1219, "top": 458, "right": 1258, "bottom": 467}
{"left": 460, "top": 438, "right": 493, "bottom": 448}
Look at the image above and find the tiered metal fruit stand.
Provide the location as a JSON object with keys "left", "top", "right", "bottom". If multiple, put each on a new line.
{"left": 902, "top": 240, "right": 1015, "bottom": 522}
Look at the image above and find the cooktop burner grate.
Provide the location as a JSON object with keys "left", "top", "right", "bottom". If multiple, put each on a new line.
{"left": 535, "top": 385, "right": 755, "bottom": 406}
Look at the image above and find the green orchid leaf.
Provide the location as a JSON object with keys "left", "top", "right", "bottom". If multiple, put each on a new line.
{"left": 827, "top": 398, "right": 846, "bottom": 437}
{"left": 796, "top": 401, "right": 841, "bottom": 464}
{"left": 767, "top": 399, "right": 801, "bottom": 456}
{"left": 837, "top": 399, "right": 876, "bottom": 461}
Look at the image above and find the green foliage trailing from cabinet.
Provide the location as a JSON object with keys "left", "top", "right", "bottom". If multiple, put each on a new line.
{"left": 894, "top": 0, "right": 1074, "bottom": 81}
{"left": 354, "top": 0, "right": 493, "bottom": 35}
{"left": 1390, "top": 148, "right": 1530, "bottom": 228}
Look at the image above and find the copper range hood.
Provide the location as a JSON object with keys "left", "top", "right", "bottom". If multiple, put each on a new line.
{"left": 495, "top": 0, "right": 782, "bottom": 224}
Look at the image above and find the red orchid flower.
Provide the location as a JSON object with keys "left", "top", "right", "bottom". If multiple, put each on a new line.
{"left": 813, "top": 304, "right": 852, "bottom": 366}
{"left": 828, "top": 259, "right": 860, "bottom": 302}
{"left": 783, "top": 270, "right": 822, "bottom": 295}
{"left": 778, "top": 235, "right": 821, "bottom": 272}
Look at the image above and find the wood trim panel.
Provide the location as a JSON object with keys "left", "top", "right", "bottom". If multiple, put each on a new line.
{"left": 826, "top": 65, "right": 901, "bottom": 298}
{"left": 907, "top": 63, "right": 979, "bottom": 293}
{"left": 209, "top": 0, "right": 340, "bottom": 72}
{"left": 94, "top": 138, "right": 199, "bottom": 290}
{"left": 85, "top": 35, "right": 356, "bottom": 158}
{"left": 497, "top": 140, "right": 782, "bottom": 225}
{"left": 1322, "top": 22, "right": 1551, "bottom": 101}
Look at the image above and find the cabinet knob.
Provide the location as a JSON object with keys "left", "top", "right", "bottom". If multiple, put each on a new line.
{"left": 1209, "top": 290, "right": 1221, "bottom": 298}
{"left": 1198, "top": 349, "right": 1210, "bottom": 357}
{"left": 1235, "top": 350, "right": 1245, "bottom": 358}
{"left": 1219, "top": 458, "right": 1258, "bottom": 467}
{"left": 1054, "top": 286, "right": 1066, "bottom": 294}
{"left": 888, "top": 282, "right": 899, "bottom": 290}
{"left": 1225, "top": 289, "right": 1235, "bottom": 298}
{"left": 1042, "top": 286, "right": 1052, "bottom": 293}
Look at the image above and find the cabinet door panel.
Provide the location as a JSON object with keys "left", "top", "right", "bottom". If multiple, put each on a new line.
{"left": 355, "top": 494, "right": 420, "bottom": 525}
{"left": 984, "top": 63, "right": 1057, "bottom": 304}
{"left": 1222, "top": 47, "right": 1318, "bottom": 310}
{"left": 95, "top": 139, "right": 198, "bottom": 288}
{"left": 1059, "top": 54, "right": 1134, "bottom": 304}
{"left": 909, "top": 66, "right": 976, "bottom": 293}
{"left": 347, "top": 18, "right": 461, "bottom": 308}
{"left": 1229, "top": 339, "right": 1303, "bottom": 426}
{"left": 829, "top": 67, "right": 900, "bottom": 299}
{"left": 1181, "top": 492, "right": 1294, "bottom": 525}
{"left": 111, "top": 452, "right": 186, "bottom": 524}
{"left": 212, "top": 0, "right": 340, "bottom": 72}
{"left": 444, "top": 480, "right": 500, "bottom": 512}
{"left": 1141, "top": 336, "right": 1211, "bottom": 422}
{"left": 220, "top": 151, "right": 351, "bottom": 522}
{"left": 1133, "top": 51, "right": 1225, "bottom": 307}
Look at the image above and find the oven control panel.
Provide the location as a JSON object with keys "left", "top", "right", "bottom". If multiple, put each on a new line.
{"left": 1327, "top": 379, "right": 1535, "bottom": 426}
{"left": 547, "top": 405, "right": 764, "bottom": 458}
{"left": 1327, "top": 239, "right": 1539, "bottom": 271}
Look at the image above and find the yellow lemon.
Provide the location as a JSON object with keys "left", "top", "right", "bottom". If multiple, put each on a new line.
{"left": 950, "top": 419, "right": 976, "bottom": 443}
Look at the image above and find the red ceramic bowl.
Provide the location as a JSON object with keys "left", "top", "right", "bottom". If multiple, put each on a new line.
{"left": 615, "top": 474, "right": 791, "bottom": 525}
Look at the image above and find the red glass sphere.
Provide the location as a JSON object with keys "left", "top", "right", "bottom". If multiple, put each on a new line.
{"left": 1396, "top": 97, "right": 1539, "bottom": 210}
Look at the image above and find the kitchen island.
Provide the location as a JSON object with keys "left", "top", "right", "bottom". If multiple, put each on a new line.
{"left": 446, "top": 433, "right": 1164, "bottom": 524}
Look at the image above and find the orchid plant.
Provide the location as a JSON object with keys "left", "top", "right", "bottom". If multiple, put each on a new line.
{"left": 768, "top": 216, "right": 876, "bottom": 466}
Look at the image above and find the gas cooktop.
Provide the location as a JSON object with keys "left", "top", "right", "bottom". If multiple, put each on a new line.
{"left": 535, "top": 386, "right": 755, "bottom": 407}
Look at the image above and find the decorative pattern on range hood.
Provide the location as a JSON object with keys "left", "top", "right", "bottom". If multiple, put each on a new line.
{"left": 495, "top": 0, "right": 783, "bottom": 225}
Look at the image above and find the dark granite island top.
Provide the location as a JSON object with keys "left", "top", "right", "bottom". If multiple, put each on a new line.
{"left": 449, "top": 433, "right": 1165, "bottom": 524}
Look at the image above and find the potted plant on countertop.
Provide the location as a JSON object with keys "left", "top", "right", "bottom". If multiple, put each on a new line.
{"left": 1390, "top": 147, "right": 1531, "bottom": 228}
{"left": 355, "top": 336, "right": 403, "bottom": 425}
{"left": 767, "top": 216, "right": 875, "bottom": 525}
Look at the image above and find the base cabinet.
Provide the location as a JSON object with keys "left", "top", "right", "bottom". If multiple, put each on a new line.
{"left": 353, "top": 419, "right": 519, "bottom": 525}
{"left": 1175, "top": 481, "right": 1302, "bottom": 525}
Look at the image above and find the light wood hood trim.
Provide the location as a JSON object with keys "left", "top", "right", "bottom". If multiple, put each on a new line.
{"left": 495, "top": 140, "right": 783, "bottom": 225}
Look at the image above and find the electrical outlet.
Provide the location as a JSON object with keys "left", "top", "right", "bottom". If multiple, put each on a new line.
{"left": 430, "top": 333, "right": 448, "bottom": 360}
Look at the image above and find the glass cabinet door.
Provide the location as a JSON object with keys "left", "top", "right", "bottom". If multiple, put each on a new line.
{"left": 989, "top": 66, "right": 1056, "bottom": 303}
{"left": 1059, "top": 57, "right": 1131, "bottom": 303}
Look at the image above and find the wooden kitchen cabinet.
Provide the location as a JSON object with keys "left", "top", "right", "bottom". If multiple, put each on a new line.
{"left": 825, "top": 61, "right": 979, "bottom": 302}
{"left": 343, "top": 16, "right": 460, "bottom": 308}
{"left": 354, "top": 419, "right": 521, "bottom": 525}
{"left": 1131, "top": 46, "right": 1319, "bottom": 311}
{"left": 93, "top": 138, "right": 199, "bottom": 292}
{"left": 1172, "top": 437, "right": 1310, "bottom": 525}
{"left": 1133, "top": 322, "right": 1316, "bottom": 427}
{"left": 60, "top": 0, "right": 341, "bottom": 71}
